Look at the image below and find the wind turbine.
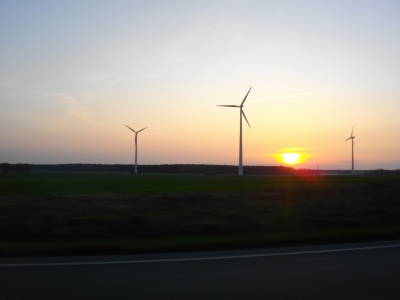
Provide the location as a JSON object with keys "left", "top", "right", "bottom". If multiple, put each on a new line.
{"left": 218, "top": 87, "right": 252, "bottom": 176}
{"left": 125, "top": 125, "right": 148, "bottom": 174}
{"left": 346, "top": 126, "right": 355, "bottom": 175}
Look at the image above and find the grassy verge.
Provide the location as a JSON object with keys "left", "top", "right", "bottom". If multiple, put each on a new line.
{"left": 2, "top": 225, "right": 400, "bottom": 257}
{"left": 1, "top": 173, "right": 400, "bottom": 257}
{"left": 1, "top": 171, "right": 399, "bottom": 195}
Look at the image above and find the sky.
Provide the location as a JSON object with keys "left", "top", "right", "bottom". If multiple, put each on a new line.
{"left": 1, "top": 0, "right": 399, "bottom": 170}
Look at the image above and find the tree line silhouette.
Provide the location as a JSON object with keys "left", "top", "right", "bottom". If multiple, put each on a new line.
{"left": 29, "top": 164, "right": 295, "bottom": 175}
{"left": 2, "top": 163, "right": 400, "bottom": 175}
{"left": 1, "top": 163, "right": 31, "bottom": 173}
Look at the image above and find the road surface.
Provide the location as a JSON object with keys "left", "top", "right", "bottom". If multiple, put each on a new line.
{"left": 1, "top": 240, "right": 400, "bottom": 299}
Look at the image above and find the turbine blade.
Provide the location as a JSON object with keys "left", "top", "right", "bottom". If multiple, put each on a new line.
{"left": 240, "top": 87, "right": 252, "bottom": 106}
{"left": 242, "top": 110, "right": 251, "bottom": 128}
{"left": 346, "top": 137, "right": 351, "bottom": 141}
{"left": 351, "top": 125, "right": 354, "bottom": 137}
{"left": 125, "top": 125, "right": 136, "bottom": 133}
{"left": 137, "top": 126, "right": 148, "bottom": 133}
{"left": 217, "top": 105, "right": 240, "bottom": 107}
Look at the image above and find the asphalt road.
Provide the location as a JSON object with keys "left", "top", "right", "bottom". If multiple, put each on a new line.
{"left": 1, "top": 240, "right": 400, "bottom": 300}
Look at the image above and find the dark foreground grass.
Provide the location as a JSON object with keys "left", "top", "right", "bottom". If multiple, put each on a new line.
{"left": 1, "top": 171, "right": 399, "bottom": 195}
{"left": 1, "top": 173, "right": 400, "bottom": 257}
{"left": 3, "top": 225, "right": 400, "bottom": 257}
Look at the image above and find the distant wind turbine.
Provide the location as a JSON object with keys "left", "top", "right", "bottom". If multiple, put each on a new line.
{"left": 346, "top": 126, "right": 355, "bottom": 175}
{"left": 125, "top": 125, "right": 148, "bottom": 174}
{"left": 218, "top": 87, "right": 252, "bottom": 176}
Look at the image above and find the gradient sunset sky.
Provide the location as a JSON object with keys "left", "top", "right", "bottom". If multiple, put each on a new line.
{"left": 1, "top": 0, "right": 399, "bottom": 169}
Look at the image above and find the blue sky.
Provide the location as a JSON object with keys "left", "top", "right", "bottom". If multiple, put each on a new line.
{"left": 1, "top": 0, "right": 399, "bottom": 169}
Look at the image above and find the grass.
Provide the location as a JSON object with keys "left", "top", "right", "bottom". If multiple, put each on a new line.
{"left": 1, "top": 171, "right": 399, "bottom": 195}
{"left": 2, "top": 225, "right": 400, "bottom": 257}
{"left": 1, "top": 172, "right": 400, "bottom": 257}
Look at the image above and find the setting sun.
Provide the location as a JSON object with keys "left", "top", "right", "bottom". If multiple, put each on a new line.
{"left": 280, "top": 153, "right": 302, "bottom": 165}
{"left": 272, "top": 148, "right": 310, "bottom": 166}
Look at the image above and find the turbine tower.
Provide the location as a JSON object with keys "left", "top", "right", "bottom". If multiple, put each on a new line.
{"left": 125, "top": 125, "right": 148, "bottom": 174}
{"left": 218, "top": 87, "right": 252, "bottom": 176}
{"left": 346, "top": 126, "right": 355, "bottom": 175}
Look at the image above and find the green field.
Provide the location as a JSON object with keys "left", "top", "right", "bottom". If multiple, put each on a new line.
{"left": 1, "top": 172, "right": 321, "bottom": 195}
{"left": 1, "top": 171, "right": 399, "bottom": 195}
{"left": 1, "top": 172, "right": 400, "bottom": 257}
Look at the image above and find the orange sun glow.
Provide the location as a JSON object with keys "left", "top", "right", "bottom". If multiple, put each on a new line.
{"left": 280, "top": 153, "right": 302, "bottom": 165}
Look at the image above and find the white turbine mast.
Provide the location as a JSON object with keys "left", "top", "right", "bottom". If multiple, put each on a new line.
{"left": 218, "top": 87, "right": 252, "bottom": 176}
{"left": 345, "top": 126, "right": 355, "bottom": 175}
{"left": 125, "top": 125, "right": 148, "bottom": 174}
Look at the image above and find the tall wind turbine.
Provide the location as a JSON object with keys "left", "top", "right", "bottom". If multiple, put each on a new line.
{"left": 218, "top": 87, "right": 252, "bottom": 176}
{"left": 125, "top": 125, "right": 148, "bottom": 174}
{"left": 346, "top": 126, "right": 355, "bottom": 175}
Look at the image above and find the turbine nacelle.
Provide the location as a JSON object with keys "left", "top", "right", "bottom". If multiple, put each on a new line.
{"left": 346, "top": 126, "right": 355, "bottom": 145}
{"left": 217, "top": 87, "right": 252, "bottom": 128}
{"left": 125, "top": 125, "right": 148, "bottom": 134}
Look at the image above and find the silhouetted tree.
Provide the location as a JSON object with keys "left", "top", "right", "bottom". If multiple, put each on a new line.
{"left": 14, "top": 163, "right": 31, "bottom": 172}
{"left": 23, "top": 163, "right": 31, "bottom": 172}
{"left": 14, "top": 163, "right": 24, "bottom": 172}
{"left": 1, "top": 163, "right": 10, "bottom": 173}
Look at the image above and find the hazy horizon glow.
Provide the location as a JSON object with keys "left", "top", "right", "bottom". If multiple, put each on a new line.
{"left": 1, "top": 0, "right": 400, "bottom": 170}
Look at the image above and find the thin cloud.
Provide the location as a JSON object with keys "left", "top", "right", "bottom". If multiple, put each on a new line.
{"left": 64, "top": 96, "right": 90, "bottom": 121}
{"left": 159, "top": 110, "right": 187, "bottom": 116}
{"left": 79, "top": 72, "right": 109, "bottom": 83}
{"left": 249, "top": 89, "right": 335, "bottom": 103}
{"left": 0, "top": 83, "right": 90, "bottom": 122}
{"left": 29, "top": 91, "right": 91, "bottom": 122}
{"left": 277, "top": 147, "right": 315, "bottom": 152}
{"left": 0, "top": 82, "right": 16, "bottom": 89}
{"left": 339, "top": 160, "right": 369, "bottom": 163}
